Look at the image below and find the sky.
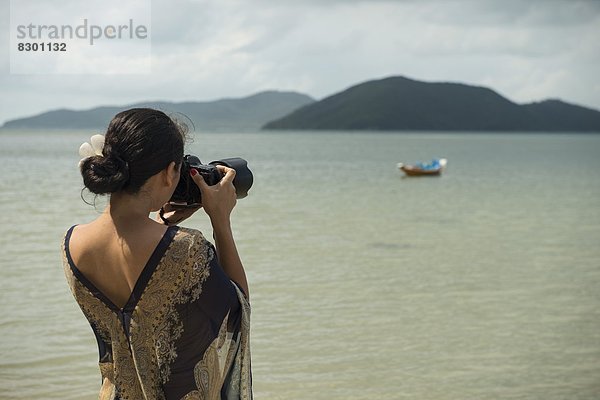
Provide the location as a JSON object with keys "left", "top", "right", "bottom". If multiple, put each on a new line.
{"left": 1, "top": 0, "right": 600, "bottom": 126}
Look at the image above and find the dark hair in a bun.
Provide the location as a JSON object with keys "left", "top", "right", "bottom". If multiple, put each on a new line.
{"left": 80, "top": 154, "right": 130, "bottom": 194}
{"left": 81, "top": 108, "right": 187, "bottom": 195}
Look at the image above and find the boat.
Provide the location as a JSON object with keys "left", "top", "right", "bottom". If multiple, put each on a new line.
{"left": 397, "top": 158, "right": 447, "bottom": 176}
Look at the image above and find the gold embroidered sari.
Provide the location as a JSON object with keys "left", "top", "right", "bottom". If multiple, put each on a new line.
{"left": 62, "top": 226, "right": 252, "bottom": 400}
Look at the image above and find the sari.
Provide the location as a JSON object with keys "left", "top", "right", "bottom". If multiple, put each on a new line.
{"left": 62, "top": 226, "right": 252, "bottom": 400}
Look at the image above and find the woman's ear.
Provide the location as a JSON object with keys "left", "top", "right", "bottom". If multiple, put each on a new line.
{"left": 164, "top": 161, "right": 179, "bottom": 187}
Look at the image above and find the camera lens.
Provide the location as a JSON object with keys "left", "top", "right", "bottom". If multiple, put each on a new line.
{"left": 209, "top": 158, "right": 253, "bottom": 199}
{"left": 170, "top": 155, "right": 253, "bottom": 205}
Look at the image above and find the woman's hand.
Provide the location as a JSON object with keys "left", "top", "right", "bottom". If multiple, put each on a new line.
{"left": 190, "top": 166, "right": 237, "bottom": 224}
{"left": 156, "top": 202, "right": 202, "bottom": 226}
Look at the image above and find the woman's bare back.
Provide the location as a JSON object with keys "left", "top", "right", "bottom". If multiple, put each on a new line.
{"left": 67, "top": 218, "right": 169, "bottom": 309}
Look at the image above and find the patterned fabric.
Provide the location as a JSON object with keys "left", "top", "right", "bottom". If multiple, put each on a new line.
{"left": 62, "top": 226, "right": 252, "bottom": 400}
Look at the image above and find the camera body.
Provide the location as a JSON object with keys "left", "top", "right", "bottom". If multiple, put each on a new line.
{"left": 170, "top": 155, "right": 253, "bottom": 206}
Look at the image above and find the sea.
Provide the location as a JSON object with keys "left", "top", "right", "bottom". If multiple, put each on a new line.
{"left": 0, "top": 130, "right": 599, "bottom": 399}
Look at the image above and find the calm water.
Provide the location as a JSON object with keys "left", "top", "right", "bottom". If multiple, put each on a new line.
{"left": 0, "top": 130, "right": 599, "bottom": 399}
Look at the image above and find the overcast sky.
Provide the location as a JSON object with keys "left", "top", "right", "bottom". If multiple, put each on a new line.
{"left": 1, "top": 0, "right": 599, "bottom": 125}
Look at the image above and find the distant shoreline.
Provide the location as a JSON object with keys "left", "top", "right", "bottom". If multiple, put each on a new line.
{"left": 4, "top": 76, "right": 600, "bottom": 133}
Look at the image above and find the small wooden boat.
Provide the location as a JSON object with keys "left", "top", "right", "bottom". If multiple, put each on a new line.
{"left": 397, "top": 158, "right": 447, "bottom": 176}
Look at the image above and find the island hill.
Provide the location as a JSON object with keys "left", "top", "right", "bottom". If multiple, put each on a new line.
{"left": 263, "top": 76, "right": 600, "bottom": 132}
{"left": 1, "top": 91, "right": 315, "bottom": 131}
{"left": 4, "top": 76, "right": 600, "bottom": 132}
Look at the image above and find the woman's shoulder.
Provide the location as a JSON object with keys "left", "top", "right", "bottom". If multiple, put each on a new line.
{"left": 62, "top": 222, "right": 95, "bottom": 257}
{"left": 63, "top": 220, "right": 101, "bottom": 240}
{"left": 175, "top": 226, "right": 208, "bottom": 241}
{"left": 171, "top": 226, "right": 214, "bottom": 254}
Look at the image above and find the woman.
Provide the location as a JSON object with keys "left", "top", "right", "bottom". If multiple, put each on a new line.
{"left": 61, "top": 108, "right": 252, "bottom": 400}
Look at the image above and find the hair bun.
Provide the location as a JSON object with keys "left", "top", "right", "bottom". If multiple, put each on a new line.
{"left": 79, "top": 108, "right": 186, "bottom": 197}
{"left": 81, "top": 154, "right": 130, "bottom": 194}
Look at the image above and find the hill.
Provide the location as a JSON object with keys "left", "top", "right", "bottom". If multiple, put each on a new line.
{"left": 2, "top": 91, "right": 315, "bottom": 131}
{"left": 263, "top": 76, "right": 600, "bottom": 132}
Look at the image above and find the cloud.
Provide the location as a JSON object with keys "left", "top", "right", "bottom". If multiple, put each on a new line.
{"left": 1, "top": 0, "right": 599, "bottom": 125}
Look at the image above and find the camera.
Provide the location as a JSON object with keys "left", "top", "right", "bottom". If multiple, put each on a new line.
{"left": 170, "top": 155, "right": 253, "bottom": 206}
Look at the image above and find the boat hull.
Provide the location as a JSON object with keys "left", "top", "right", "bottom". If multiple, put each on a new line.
{"left": 400, "top": 166, "right": 442, "bottom": 176}
{"left": 397, "top": 158, "right": 447, "bottom": 176}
